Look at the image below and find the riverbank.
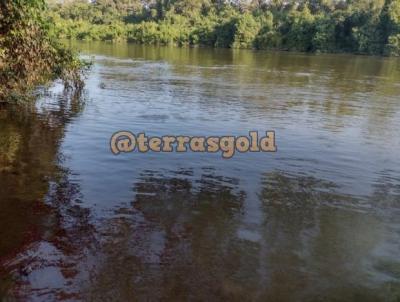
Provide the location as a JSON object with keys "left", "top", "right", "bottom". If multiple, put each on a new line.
{"left": 49, "top": 0, "right": 400, "bottom": 57}
{"left": 0, "top": 1, "right": 86, "bottom": 103}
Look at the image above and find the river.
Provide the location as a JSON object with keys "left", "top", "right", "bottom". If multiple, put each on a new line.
{"left": 0, "top": 42, "right": 400, "bottom": 301}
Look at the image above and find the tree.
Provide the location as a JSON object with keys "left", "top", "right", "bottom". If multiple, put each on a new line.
{"left": 0, "top": 0, "right": 84, "bottom": 101}
{"left": 381, "top": 0, "right": 400, "bottom": 54}
{"left": 281, "top": 7, "right": 316, "bottom": 51}
{"left": 232, "top": 13, "right": 261, "bottom": 48}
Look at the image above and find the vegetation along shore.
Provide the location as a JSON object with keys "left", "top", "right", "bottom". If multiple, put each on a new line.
{"left": 0, "top": 0, "right": 86, "bottom": 103}
{"left": 49, "top": 0, "right": 400, "bottom": 56}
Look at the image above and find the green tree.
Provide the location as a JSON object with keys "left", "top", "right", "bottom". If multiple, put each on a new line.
{"left": 281, "top": 7, "right": 316, "bottom": 51}
{"left": 0, "top": 0, "right": 85, "bottom": 101}
{"left": 232, "top": 13, "right": 261, "bottom": 48}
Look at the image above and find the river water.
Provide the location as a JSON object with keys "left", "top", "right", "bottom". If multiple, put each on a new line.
{"left": 1, "top": 42, "right": 400, "bottom": 301}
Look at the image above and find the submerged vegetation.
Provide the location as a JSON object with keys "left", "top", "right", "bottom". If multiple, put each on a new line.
{"left": 49, "top": 0, "right": 400, "bottom": 56}
{"left": 0, "top": 0, "right": 86, "bottom": 102}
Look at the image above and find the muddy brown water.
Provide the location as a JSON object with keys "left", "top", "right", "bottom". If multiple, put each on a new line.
{"left": 1, "top": 42, "right": 400, "bottom": 301}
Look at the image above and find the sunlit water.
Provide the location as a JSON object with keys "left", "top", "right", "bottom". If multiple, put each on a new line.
{"left": 1, "top": 42, "right": 400, "bottom": 301}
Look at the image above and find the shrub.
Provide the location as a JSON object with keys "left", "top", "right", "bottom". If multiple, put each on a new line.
{"left": 0, "top": 0, "right": 87, "bottom": 102}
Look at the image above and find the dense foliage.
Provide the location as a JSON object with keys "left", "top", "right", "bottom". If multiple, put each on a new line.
{"left": 0, "top": 0, "right": 85, "bottom": 102}
{"left": 49, "top": 0, "right": 400, "bottom": 56}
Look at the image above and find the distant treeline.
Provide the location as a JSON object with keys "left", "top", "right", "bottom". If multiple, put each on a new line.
{"left": 49, "top": 0, "right": 400, "bottom": 56}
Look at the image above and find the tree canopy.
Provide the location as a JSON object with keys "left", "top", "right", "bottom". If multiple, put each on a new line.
{"left": 44, "top": 0, "right": 400, "bottom": 56}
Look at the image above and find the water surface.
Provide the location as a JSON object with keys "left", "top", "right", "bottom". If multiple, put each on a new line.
{"left": 1, "top": 42, "right": 400, "bottom": 301}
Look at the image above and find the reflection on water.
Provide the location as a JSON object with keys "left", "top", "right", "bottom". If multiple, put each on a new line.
{"left": 80, "top": 170, "right": 400, "bottom": 301}
{"left": 0, "top": 87, "right": 92, "bottom": 300}
{"left": 85, "top": 169, "right": 245, "bottom": 301}
{"left": 1, "top": 42, "right": 400, "bottom": 301}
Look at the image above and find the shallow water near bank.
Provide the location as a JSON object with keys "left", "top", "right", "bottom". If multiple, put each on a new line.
{"left": 1, "top": 42, "right": 400, "bottom": 301}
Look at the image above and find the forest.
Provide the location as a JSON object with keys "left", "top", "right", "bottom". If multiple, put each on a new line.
{"left": 49, "top": 0, "right": 400, "bottom": 55}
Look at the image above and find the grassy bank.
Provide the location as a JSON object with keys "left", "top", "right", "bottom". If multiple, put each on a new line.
{"left": 48, "top": 0, "right": 400, "bottom": 56}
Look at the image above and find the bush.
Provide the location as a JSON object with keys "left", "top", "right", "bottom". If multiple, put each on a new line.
{"left": 0, "top": 0, "right": 86, "bottom": 102}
